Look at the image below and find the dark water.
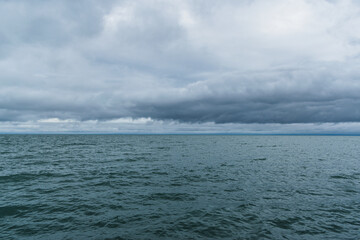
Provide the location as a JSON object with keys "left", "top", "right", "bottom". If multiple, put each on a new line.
{"left": 1, "top": 135, "right": 360, "bottom": 239}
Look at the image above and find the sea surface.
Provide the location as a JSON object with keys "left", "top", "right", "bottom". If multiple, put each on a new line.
{"left": 0, "top": 135, "right": 360, "bottom": 239}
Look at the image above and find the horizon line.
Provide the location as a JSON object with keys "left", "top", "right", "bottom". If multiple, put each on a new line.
{"left": 1, "top": 132, "right": 360, "bottom": 136}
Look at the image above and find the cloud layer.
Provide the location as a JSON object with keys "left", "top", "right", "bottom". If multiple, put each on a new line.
{"left": 1, "top": 0, "right": 360, "bottom": 131}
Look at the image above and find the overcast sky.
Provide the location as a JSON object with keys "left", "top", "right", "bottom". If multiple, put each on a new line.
{"left": 1, "top": 0, "right": 360, "bottom": 133}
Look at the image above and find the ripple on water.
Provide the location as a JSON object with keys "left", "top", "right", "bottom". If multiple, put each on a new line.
{"left": 145, "top": 192, "right": 196, "bottom": 201}
{"left": 1, "top": 135, "right": 360, "bottom": 239}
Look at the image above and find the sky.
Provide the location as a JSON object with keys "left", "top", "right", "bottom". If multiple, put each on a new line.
{"left": 1, "top": 0, "right": 360, "bottom": 133}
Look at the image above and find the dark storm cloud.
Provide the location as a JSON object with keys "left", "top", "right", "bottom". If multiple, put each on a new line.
{"left": 130, "top": 67, "right": 360, "bottom": 123}
{"left": 134, "top": 98, "right": 360, "bottom": 124}
{"left": 1, "top": 0, "right": 360, "bottom": 129}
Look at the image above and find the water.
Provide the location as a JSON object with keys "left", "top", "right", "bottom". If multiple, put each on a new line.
{"left": 1, "top": 135, "right": 360, "bottom": 239}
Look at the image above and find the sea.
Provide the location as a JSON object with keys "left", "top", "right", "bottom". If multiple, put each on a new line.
{"left": 0, "top": 135, "right": 359, "bottom": 239}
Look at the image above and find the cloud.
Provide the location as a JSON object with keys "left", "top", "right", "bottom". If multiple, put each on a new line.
{"left": 2, "top": 118, "right": 360, "bottom": 134}
{"left": 1, "top": 0, "right": 360, "bottom": 132}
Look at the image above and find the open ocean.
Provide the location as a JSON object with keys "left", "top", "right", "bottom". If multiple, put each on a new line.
{"left": 0, "top": 135, "right": 359, "bottom": 239}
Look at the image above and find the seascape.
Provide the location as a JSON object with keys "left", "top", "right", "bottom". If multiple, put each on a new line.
{"left": 1, "top": 135, "right": 359, "bottom": 239}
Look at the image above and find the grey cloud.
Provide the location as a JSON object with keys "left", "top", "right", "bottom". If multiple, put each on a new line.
{"left": 133, "top": 98, "right": 360, "bottom": 124}
{"left": 130, "top": 70, "right": 360, "bottom": 123}
{"left": 1, "top": 0, "right": 360, "bottom": 132}
{"left": 0, "top": 0, "right": 112, "bottom": 44}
